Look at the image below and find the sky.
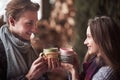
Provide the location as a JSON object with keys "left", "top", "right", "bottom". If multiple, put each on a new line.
{"left": 0, "top": 0, "right": 9, "bottom": 16}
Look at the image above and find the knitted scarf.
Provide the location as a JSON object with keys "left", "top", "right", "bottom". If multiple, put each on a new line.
{"left": 0, "top": 24, "right": 39, "bottom": 79}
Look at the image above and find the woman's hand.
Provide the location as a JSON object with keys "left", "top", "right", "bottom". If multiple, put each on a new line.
{"left": 73, "top": 52, "right": 80, "bottom": 70}
{"left": 26, "top": 56, "right": 48, "bottom": 80}
{"left": 60, "top": 52, "right": 80, "bottom": 80}
{"left": 61, "top": 62, "right": 74, "bottom": 73}
{"left": 61, "top": 63, "right": 79, "bottom": 80}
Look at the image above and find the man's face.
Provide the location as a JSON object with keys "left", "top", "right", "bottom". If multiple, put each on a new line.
{"left": 11, "top": 11, "right": 38, "bottom": 41}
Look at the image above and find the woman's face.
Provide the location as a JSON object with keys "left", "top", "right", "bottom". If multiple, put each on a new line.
{"left": 84, "top": 26, "right": 99, "bottom": 55}
{"left": 10, "top": 11, "right": 38, "bottom": 41}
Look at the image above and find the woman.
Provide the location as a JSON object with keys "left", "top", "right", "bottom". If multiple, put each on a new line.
{"left": 84, "top": 16, "right": 120, "bottom": 80}
{"left": 62, "top": 16, "right": 120, "bottom": 80}
{"left": 0, "top": 0, "right": 48, "bottom": 80}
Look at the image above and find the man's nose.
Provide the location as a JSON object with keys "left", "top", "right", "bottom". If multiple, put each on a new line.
{"left": 32, "top": 25, "right": 37, "bottom": 33}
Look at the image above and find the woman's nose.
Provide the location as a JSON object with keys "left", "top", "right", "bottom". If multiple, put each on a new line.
{"left": 84, "top": 39, "right": 87, "bottom": 45}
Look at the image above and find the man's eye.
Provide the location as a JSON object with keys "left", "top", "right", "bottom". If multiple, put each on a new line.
{"left": 27, "top": 22, "right": 33, "bottom": 25}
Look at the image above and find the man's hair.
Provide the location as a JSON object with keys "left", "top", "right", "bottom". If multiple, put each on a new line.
{"left": 5, "top": 0, "right": 40, "bottom": 22}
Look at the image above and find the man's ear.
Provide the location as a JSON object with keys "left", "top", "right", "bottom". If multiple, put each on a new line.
{"left": 9, "top": 16, "right": 15, "bottom": 26}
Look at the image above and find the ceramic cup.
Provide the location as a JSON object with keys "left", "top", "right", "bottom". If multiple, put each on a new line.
{"left": 59, "top": 48, "right": 75, "bottom": 64}
{"left": 41, "top": 47, "right": 59, "bottom": 59}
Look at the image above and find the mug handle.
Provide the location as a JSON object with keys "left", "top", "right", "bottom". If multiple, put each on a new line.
{"left": 40, "top": 52, "right": 45, "bottom": 57}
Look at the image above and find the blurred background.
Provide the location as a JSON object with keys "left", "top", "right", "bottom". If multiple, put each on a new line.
{"left": 0, "top": 0, "right": 120, "bottom": 70}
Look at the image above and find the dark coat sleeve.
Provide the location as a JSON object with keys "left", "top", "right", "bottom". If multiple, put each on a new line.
{"left": 0, "top": 39, "right": 7, "bottom": 80}
{"left": 0, "top": 39, "right": 28, "bottom": 80}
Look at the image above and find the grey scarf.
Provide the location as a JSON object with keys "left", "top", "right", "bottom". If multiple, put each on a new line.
{"left": 0, "top": 24, "right": 39, "bottom": 79}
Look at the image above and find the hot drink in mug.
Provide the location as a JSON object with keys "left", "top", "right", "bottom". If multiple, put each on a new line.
{"left": 41, "top": 47, "right": 59, "bottom": 59}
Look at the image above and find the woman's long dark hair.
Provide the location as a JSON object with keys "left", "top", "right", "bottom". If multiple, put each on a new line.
{"left": 88, "top": 16, "right": 120, "bottom": 70}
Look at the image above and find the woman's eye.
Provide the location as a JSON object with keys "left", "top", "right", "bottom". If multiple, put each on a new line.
{"left": 87, "top": 35, "right": 90, "bottom": 38}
